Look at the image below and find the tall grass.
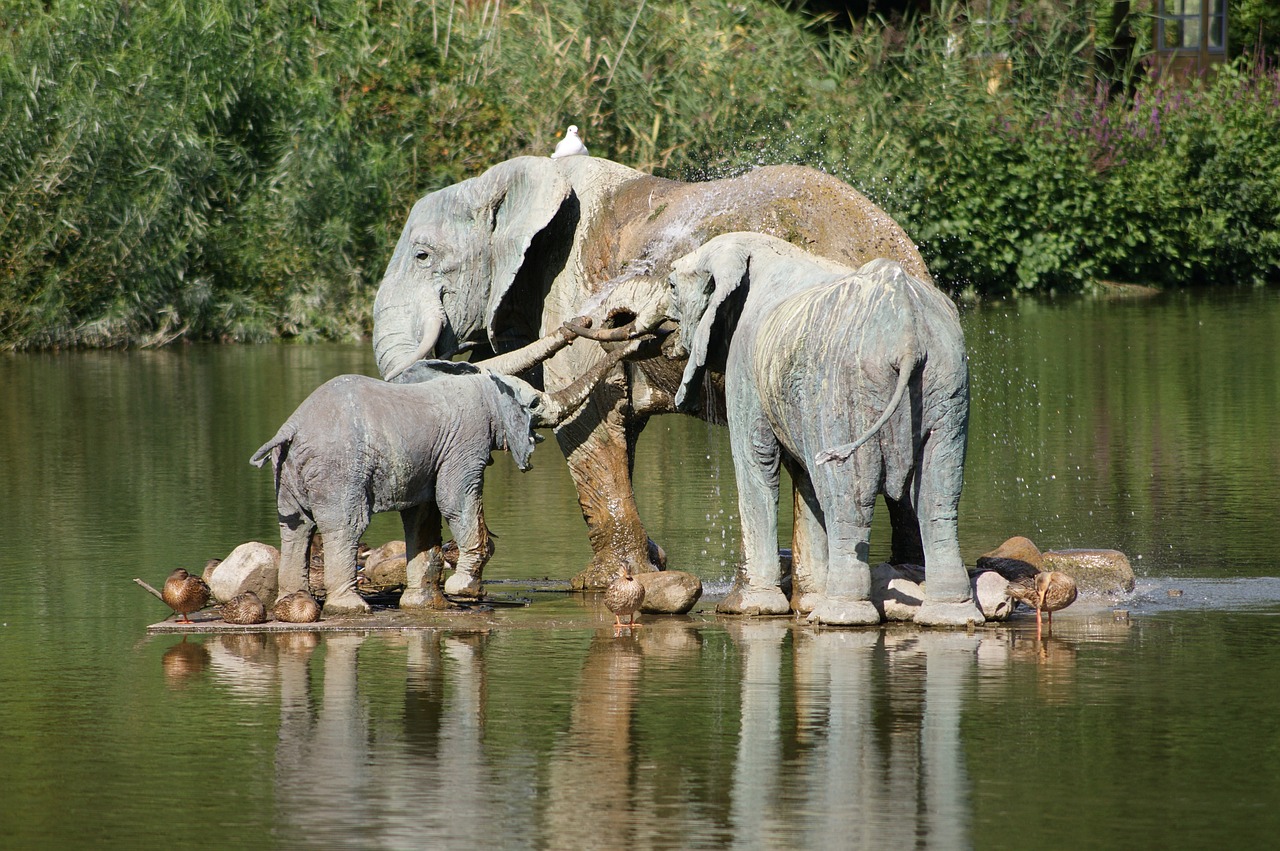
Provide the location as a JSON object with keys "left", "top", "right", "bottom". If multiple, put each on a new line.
{"left": 1, "top": 0, "right": 1277, "bottom": 349}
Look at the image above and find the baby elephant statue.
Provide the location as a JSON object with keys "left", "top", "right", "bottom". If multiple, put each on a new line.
{"left": 670, "top": 232, "right": 979, "bottom": 627}
{"left": 251, "top": 338, "right": 642, "bottom": 616}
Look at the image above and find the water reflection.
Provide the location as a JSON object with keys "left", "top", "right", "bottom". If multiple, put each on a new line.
{"left": 152, "top": 624, "right": 1100, "bottom": 848}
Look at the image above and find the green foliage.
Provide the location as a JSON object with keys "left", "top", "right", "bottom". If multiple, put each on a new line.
{"left": 1, "top": 0, "right": 1277, "bottom": 348}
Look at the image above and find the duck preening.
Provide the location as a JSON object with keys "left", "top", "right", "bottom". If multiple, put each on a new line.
{"left": 162, "top": 569, "right": 211, "bottom": 624}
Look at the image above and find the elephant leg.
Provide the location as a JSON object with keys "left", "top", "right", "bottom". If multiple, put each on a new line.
{"left": 440, "top": 491, "right": 490, "bottom": 599}
{"left": 787, "top": 463, "right": 829, "bottom": 616}
{"left": 913, "top": 426, "right": 982, "bottom": 628}
{"left": 277, "top": 512, "right": 314, "bottom": 601}
{"left": 716, "top": 398, "right": 789, "bottom": 617}
{"left": 400, "top": 503, "right": 448, "bottom": 610}
{"left": 314, "top": 506, "right": 372, "bottom": 615}
{"left": 885, "top": 494, "right": 925, "bottom": 567}
{"left": 806, "top": 454, "right": 881, "bottom": 627}
{"left": 555, "top": 371, "right": 659, "bottom": 590}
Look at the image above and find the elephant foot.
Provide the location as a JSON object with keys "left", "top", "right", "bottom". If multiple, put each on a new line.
{"left": 715, "top": 583, "right": 791, "bottom": 617}
{"left": 400, "top": 586, "right": 450, "bottom": 610}
{"left": 806, "top": 598, "right": 881, "bottom": 626}
{"left": 791, "top": 591, "right": 824, "bottom": 616}
{"left": 914, "top": 599, "right": 984, "bottom": 627}
{"left": 444, "top": 572, "right": 485, "bottom": 599}
{"left": 322, "top": 591, "right": 371, "bottom": 616}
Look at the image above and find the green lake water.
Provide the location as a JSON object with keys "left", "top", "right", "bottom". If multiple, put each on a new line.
{"left": 2, "top": 289, "right": 1280, "bottom": 849}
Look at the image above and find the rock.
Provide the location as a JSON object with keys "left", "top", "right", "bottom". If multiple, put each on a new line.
{"left": 362, "top": 540, "right": 407, "bottom": 587}
{"left": 1041, "top": 549, "right": 1135, "bottom": 594}
{"left": 976, "top": 536, "right": 1043, "bottom": 581}
{"left": 207, "top": 542, "right": 279, "bottom": 604}
{"left": 637, "top": 570, "right": 703, "bottom": 614}
{"left": 972, "top": 570, "right": 1014, "bottom": 621}
{"left": 870, "top": 564, "right": 1011, "bottom": 622}
{"left": 871, "top": 563, "right": 924, "bottom": 622}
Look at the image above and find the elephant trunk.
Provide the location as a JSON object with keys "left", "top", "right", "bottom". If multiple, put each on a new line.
{"left": 373, "top": 286, "right": 446, "bottom": 381}
{"left": 533, "top": 339, "right": 644, "bottom": 427}
{"left": 474, "top": 318, "right": 590, "bottom": 376}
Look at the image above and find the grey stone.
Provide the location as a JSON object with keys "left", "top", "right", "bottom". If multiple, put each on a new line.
{"left": 363, "top": 540, "right": 407, "bottom": 587}
{"left": 637, "top": 570, "right": 703, "bottom": 614}
{"left": 972, "top": 570, "right": 1014, "bottom": 621}
{"left": 208, "top": 542, "right": 280, "bottom": 604}
{"left": 1042, "top": 549, "right": 1135, "bottom": 594}
{"left": 871, "top": 562, "right": 925, "bottom": 622}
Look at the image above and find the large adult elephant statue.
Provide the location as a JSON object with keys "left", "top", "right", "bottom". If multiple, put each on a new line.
{"left": 669, "top": 233, "right": 977, "bottom": 627}
{"left": 371, "top": 155, "right": 931, "bottom": 588}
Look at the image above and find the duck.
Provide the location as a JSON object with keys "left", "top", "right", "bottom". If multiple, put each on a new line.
{"left": 1006, "top": 570, "right": 1078, "bottom": 637}
{"left": 604, "top": 565, "right": 645, "bottom": 630}
{"left": 219, "top": 591, "right": 268, "bottom": 625}
{"left": 550, "top": 124, "right": 589, "bottom": 159}
{"left": 162, "top": 568, "right": 211, "bottom": 624}
{"left": 273, "top": 590, "right": 322, "bottom": 624}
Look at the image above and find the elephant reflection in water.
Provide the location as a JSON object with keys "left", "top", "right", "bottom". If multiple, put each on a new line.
{"left": 726, "top": 623, "right": 1002, "bottom": 847}
{"left": 541, "top": 623, "right": 708, "bottom": 846}
{"left": 270, "top": 630, "right": 493, "bottom": 847}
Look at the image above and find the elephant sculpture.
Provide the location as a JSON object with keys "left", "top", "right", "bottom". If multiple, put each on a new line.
{"left": 669, "top": 233, "right": 977, "bottom": 627}
{"left": 370, "top": 154, "right": 932, "bottom": 588}
{"left": 251, "top": 336, "right": 640, "bottom": 616}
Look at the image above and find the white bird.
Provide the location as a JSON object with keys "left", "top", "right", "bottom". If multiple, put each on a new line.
{"left": 551, "top": 124, "right": 589, "bottom": 159}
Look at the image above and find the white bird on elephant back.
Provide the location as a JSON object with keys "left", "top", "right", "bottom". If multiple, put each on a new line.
{"left": 550, "top": 124, "right": 588, "bottom": 159}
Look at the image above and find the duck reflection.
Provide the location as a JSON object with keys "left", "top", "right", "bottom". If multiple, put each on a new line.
{"left": 160, "top": 637, "right": 209, "bottom": 688}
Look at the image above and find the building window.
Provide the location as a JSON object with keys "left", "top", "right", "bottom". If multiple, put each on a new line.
{"left": 1158, "top": 0, "right": 1226, "bottom": 54}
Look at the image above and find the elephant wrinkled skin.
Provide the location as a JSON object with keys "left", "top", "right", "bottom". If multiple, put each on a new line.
{"left": 371, "top": 155, "right": 932, "bottom": 588}
{"left": 669, "top": 234, "right": 978, "bottom": 627}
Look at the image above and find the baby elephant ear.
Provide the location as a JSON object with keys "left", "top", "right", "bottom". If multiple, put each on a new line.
{"left": 489, "top": 375, "right": 537, "bottom": 471}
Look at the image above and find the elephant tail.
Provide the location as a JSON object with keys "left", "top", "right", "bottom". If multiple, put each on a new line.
{"left": 250, "top": 423, "right": 296, "bottom": 469}
{"left": 815, "top": 352, "right": 917, "bottom": 466}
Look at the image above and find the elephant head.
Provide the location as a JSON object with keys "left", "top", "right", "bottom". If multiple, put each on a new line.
{"left": 373, "top": 158, "right": 576, "bottom": 380}
{"left": 668, "top": 237, "right": 754, "bottom": 413}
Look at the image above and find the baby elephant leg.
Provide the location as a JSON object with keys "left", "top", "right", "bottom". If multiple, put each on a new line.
{"left": 400, "top": 503, "right": 448, "bottom": 610}
{"left": 441, "top": 497, "right": 491, "bottom": 599}
{"left": 314, "top": 510, "right": 372, "bottom": 615}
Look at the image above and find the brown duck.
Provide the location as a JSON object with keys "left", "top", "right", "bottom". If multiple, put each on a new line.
{"left": 273, "top": 590, "right": 322, "bottom": 624}
{"left": 1007, "top": 571, "right": 1078, "bottom": 637}
{"left": 162, "top": 569, "right": 211, "bottom": 624}
{"left": 604, "top": 565, "right": 645, "bottom": 629}
{"left": 219, "top": 591, "right": 268, "bottom": 625}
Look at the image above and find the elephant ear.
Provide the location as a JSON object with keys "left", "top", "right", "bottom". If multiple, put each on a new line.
{"left": 488, "top": 375, "right": 539, "bottom": 472}
{"left": 392, "top": 359, "right": 483, "bottom": 385}
{"left": 673, "top": 244, "right": 752, "bottom": 413}
{"left": 478, "top": 158, "right": 574, "bottom": 347}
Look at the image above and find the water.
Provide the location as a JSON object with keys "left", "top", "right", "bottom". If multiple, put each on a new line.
{"left": 3, "top": 289, "right": 1280, "bottom": 848}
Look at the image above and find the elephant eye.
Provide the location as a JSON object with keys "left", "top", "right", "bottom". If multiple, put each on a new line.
{"left": 413, "top": 247, "right": 432, "bottom": 265}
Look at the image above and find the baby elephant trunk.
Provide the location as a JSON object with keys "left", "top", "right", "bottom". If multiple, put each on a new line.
{"left": 534, "top": 339, "right": 645, "bottom": 427}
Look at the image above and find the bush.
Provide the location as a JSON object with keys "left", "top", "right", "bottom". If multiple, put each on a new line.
{"left": 0, "top": 0, "right": 1276, "bottom": 348}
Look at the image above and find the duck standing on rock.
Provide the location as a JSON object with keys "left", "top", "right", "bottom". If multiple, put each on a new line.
{"left": 1007, "top": 571, "right": 1078, "bottom": 638}
{"left": 162, "top": 569, "right": 211, "bottom": 624}
{"left": 604, "top": 565, "right": 645, "bottom": 631}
